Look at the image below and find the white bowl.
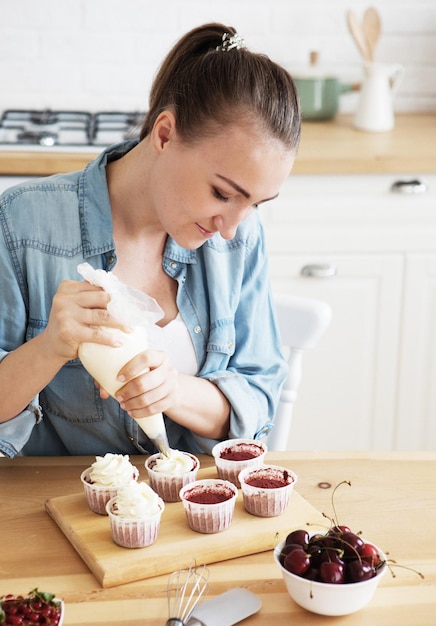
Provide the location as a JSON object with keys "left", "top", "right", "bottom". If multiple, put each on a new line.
{"left": 274, "top": 537, "right": 387, "bottom": 616}
{"left": 57, "top": 598, "right": 65, "bottom": 625}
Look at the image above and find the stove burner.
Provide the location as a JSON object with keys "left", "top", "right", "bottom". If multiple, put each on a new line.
{"left": 17, "top": 130, "right": 58, "bottom": 146}
{"left": 0, "top": 109, "right": 146, "bottom": 148}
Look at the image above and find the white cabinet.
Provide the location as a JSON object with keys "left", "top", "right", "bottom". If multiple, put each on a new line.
{"left": 396, "top": 255, "right": 436, "bottom": 449}
{"left": 262, "top": 174, "right": 436, "bottom": 451}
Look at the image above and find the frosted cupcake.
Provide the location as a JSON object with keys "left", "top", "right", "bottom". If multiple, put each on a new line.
{"left": 211, "top": 438, "right": 267, "bottom": 488}
{"left": 106, "top": 481, "right": 165, "bottom": 548}
{"left": 81, "top": 453, "right": 139, "bottom": 515}
{"left": 238, "top": 464, "right": 297, "bottom": 517}
{"left": 179, "top": 479, "right": 238, "bottom": 534}
{"left": 145, "top": 450, "right": 200, "bottom": 502}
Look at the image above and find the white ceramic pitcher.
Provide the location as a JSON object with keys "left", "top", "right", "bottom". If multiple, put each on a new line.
{"left": 353, "top": 62, "right": 404, "bottom": 132}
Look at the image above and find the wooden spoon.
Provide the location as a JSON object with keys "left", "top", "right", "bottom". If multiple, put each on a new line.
{"left": 363, "top": 7, "right": 382, "bottom": 61}
{"left": 346, "top": 10, "right": 370, "bottom": 62}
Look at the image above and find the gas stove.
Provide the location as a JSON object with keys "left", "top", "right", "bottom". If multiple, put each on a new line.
{"left": 0, "top": 109, "right": 146, "bottom": 152}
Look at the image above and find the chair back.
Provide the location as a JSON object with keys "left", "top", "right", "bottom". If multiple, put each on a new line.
{"left": 266, "top": 294, "right": 332, "bottom": 451}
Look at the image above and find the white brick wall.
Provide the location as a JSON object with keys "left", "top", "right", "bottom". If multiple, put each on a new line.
{"left": 0, "top": 0, "right": 435, "bottom": 114}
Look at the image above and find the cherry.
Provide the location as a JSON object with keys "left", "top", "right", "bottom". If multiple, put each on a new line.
{"left": 318, "top": 549, "right": 344, "bottom": 566}
{"left": 283, "top": 547, "right": 311, "bottom": 576}
{"left": 310, "top": 533, "right": 340, "bottom": 550}
{"left": 278, "top": 543, "right": 304, "bottom": 565}
{"left": 346, "top": 560, "right": 376, "bottom": 583}
{"left": 338, "top": 531, "right": 365, "bottom": 558}
{"left": 319, "top": 561, "right": 345, "bottom": 584}
{"left": 360, "top": 542, "right": 381, "bottom": 566}
{"left": 285, "top": 529, "right": 309, "bottom": 547}
{"left": 328, "top": 524, "right": 352, "bottom": 535}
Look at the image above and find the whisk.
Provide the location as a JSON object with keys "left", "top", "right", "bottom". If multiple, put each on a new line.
{"left": 166, "top": 563, "right": 209, "bottom": 626}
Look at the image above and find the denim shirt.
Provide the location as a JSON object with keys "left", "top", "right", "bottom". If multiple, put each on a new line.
{"left": 0, "top": 141, "right": 287, "bottom": 457}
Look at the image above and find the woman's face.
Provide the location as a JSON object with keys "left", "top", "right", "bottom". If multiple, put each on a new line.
{"left": 149, "top": 115, "right": 295, "bottom": 248}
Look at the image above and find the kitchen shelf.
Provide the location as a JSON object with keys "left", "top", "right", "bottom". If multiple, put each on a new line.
{"left": 0, "top": 114, "right": 434, "bottom": 177}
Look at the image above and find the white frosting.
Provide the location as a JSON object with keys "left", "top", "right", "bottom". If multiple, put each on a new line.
{"left": 113, "top": 481, "right": 163, "bottom": 518}
{"left": 89, "top": 453, "right": 139, "bottom": 487}
{"left": 151, "top": 450, "right": 195, "bottom": 476}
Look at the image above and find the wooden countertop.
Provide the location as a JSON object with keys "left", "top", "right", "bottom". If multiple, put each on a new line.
{"left": 0, "top": 114, "right": 434, "bottom": 177}
{"left": 1, "top": 451, "right": 435, "bottom": 625}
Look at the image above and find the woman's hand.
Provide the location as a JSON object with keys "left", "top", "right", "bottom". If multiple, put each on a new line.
{"left": 41, "top": 279, "right": 128, "bottom": 364}
{"left": 111, "top": 349, "right": 181, "bottom": 418}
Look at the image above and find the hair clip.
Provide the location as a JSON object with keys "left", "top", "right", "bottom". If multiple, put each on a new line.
{"left": 216, "top": 32, "right": 246, "bottom": 52}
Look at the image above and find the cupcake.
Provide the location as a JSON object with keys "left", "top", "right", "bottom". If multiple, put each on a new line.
{"left": 238, "top": 464, "right": 297, "bottom": 517}
{"left": 106, "top": 481, "right": 164, "bottom": 548}
{"left": 145, "top": 450, "right": 200, "bottom": 502}
{"left": 211, "top": 438, "right": 267, "bottom": 488}
{"left": 81, "top": 452, "right": 139, "bottom": 515}
{"left": 179, "top": 478, "right": 238, "bottom": 534}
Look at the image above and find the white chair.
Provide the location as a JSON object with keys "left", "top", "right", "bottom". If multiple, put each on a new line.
{"left": 266, "top": 293, "right": 332, "bottom": 451}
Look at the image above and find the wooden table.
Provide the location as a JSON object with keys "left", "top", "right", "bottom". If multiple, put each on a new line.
{"left": 1, "top": 451, "right": 435, "bottom": 625}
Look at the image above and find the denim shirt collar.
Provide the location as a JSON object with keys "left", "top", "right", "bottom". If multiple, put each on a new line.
{"left": 80, "top": 139, "right": 198, "bottom": 266}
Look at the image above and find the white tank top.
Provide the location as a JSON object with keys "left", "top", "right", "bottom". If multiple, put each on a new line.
{"left": 147, "top": 314, "right": 198, "bottom": 376}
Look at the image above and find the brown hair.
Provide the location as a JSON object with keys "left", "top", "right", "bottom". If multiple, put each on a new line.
{"left": 140, "top": 22, "right": 301, "bottom": 151}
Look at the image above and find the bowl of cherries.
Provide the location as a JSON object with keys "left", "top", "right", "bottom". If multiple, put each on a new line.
{"left": 274, "top": 526, "right": 387, "bottom": 616}
{"left": 0, "top": 588, "right": 64, "bottom": 625}
{"left": 274, "top": 479, "right": 392, "bottom": 616}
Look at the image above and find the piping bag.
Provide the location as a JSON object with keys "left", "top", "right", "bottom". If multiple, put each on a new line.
{"left": 77, "top": 263, "right": 171, "bottom": 456}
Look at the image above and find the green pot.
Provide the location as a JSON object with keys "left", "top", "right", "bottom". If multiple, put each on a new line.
{"left": 294, "top": 77, "right": 355, "bottom": 121}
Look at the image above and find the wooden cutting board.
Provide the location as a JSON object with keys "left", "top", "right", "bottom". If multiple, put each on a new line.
{"left": 45, "top": 466, "right": 326, "bottom": 588}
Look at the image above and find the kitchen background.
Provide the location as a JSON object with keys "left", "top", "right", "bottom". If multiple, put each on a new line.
{"left": 1, "top": 0, "right": 435, "bottom": 452}
{"left": 0, "top": 0, "right": 435, "bottom": 114}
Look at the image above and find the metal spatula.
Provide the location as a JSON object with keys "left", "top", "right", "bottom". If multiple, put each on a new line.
{"left": 186, "top": 588, "right": 262, "bottom": 626}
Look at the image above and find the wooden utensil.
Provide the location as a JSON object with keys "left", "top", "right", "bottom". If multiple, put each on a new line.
{"left": 346, "top": 10, "right": 370, "bottom": 61}
{"left": 363, "top": 7, "right": 382, "bottom": 61}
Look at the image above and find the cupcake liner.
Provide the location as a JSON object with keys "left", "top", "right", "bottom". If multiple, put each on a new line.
{"left": 211, "top": 439, "right": 267, "bottom": 488}
{"left": 80, "top": 468, "right": 120, "bottom": 515}
{"left": 106, "top": 497, "right": 164, "bottom": 548}
{"left": 238, "top": 465, "right": 298, "bottom": 517}
{"left": 145, "top": 452, "right": 200, "bottom": 502}
{"left": 179, "top": 479, "right": 238, "bottom": 534}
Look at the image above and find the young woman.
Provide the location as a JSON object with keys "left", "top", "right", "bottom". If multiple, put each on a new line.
{"left": 0, "top": 23, "right": 301, "bottom": 456}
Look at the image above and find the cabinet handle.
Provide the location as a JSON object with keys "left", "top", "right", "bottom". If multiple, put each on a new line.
{"left": 390, "top": 178, "right": 428, "bottom": 194}
{"left": 300, "top": 264, "right": 338, "bottom": 278}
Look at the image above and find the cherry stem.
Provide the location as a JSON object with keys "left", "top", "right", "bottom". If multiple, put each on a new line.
{"left": 330, "top": 480, "right": 351, "bottom": 529}
{"left": 386, "top": 559, "right": 425, "bottom": 579}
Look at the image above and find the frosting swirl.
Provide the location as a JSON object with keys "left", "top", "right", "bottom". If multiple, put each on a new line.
{"left": 151, "top": 450, "right": 196, "bottom": 476}
{"left": 89, "top": 453, "right": 139, "bottom": 487}
{"left": 113, "top": 481, "right": 163, "bottom": 518}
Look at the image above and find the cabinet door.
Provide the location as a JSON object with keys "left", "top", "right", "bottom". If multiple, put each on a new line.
{"left": 268, "top": 254, "right": 403, "bottom": 450}
{"left": 396, "top": 255, "right": 436, "bottom": 450}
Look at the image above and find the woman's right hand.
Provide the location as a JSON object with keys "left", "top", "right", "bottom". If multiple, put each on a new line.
{"left": 41, "top": 279, "right": 127, "bottom": 364}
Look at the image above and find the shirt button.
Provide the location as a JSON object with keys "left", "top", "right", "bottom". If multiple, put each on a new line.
{"left": 228, "top": 341, "right": 234, "bottom": 349}
{"left": 194, "top": 325, "right": 201, "bottom": 334}
{"left": 170, "top": 262, "right": 177, "bottom": 270}
{"left": 108, "top": 255, "right": 115, "bottom": 264}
